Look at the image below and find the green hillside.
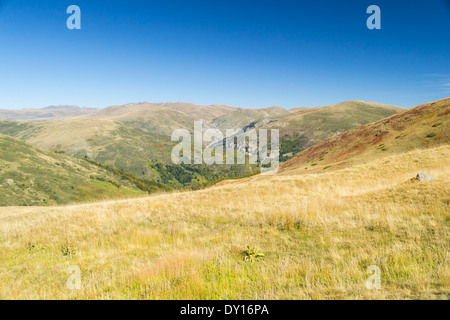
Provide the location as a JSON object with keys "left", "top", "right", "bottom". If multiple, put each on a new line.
{"left": 0, "top": 134, "right": 150, "bottom": 206}
{"left": 0, "top": 119, "right": 175, "bottom": 179}
{"left": 279, "top": 101, "right": 404, "bottom": 132}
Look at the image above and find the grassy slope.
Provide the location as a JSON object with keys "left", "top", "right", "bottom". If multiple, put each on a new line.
{"left": 211, "top": 106, "right": 291, "bottom": 131}
{"left": 0, "top": 134, "right": 146, "bottom": 206}
{"left": 0, "top": 103, "right": 234, "bottom": 126}
{"left": 88, "top": 102, "right": 235, "bottom": 121}
{"left": 0, "top": 119, "right": 175, "bottom": 179}
{"left": 267, "top": 100, "right": 404, "bottom": 141}
{"left": 0, "top": 145, "right": 447, "bottom": 299}
{"left": 282, "top": 98, "right": 450, "bottom": 174}
{"left": 82, "top": 102, "right": 236, "bottom": 135}
{"left": 0, "top": 106, "right": 95, "bottom": 121}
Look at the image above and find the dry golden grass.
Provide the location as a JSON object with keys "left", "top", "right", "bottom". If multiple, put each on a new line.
{"left": 0, "top": 145, "right": 449, "bottom": 299}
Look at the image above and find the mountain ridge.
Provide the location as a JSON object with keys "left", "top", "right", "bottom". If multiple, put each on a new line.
{"left": 0, "top": 100, "right": 406, "bottom": 180}
{"left": 281, "top": 97, "right": 449, "bottom": 174}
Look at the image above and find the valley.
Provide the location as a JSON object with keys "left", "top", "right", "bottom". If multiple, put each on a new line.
{"left": 0, "top": 100, "right": 404, "bottom": 205}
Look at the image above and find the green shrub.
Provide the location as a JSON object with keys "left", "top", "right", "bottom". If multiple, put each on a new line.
{"left": 84, "top": 159, "right": 172, "bottom": 193}
{"left": 61, "top": 245, "right": 77, "bottom": 258}
{"left": 242, "top": 246, "right": 265, "bottom": 262}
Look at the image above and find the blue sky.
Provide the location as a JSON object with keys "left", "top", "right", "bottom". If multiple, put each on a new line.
{"left": 0, "top": 0, "right": 449, "bottom": 109}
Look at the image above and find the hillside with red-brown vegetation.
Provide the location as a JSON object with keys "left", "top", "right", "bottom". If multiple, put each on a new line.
{"left": 281, "top": 97, "right": 450, "bottom": 174}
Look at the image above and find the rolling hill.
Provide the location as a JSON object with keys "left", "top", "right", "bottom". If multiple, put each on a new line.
{"left": 79, "top": 102, "right": 223, "bottom": 135}
{"left": 0, "top": 119, "right": 175, "bottom": 179}
{"left": 281, "top": 97, "right": 450, "bottom": 173}
{"left": 268, "top": 100, "right": 404, "bottom": 136}
{"left": 0, "top": 134, "right": 152, "bottom": 206}
{"left": 210, "top": 106, "right": 291, "bottom": 131}
{"left": 84, "top": 102, "right": 235, "bottom": 122}
{"left": 0, "top": 102, "right": 236, "bottom": 136}
{"left": 0, "top": 105, "right": 96, "bottom": 121}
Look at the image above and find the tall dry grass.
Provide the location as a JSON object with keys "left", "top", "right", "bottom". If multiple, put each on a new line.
{"left": 0, "top": 146, "right": 449, "bottom": 299}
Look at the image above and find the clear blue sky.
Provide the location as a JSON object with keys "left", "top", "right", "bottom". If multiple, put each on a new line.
{"left": 0, "top": 0, "right": 449, "bottom": 109}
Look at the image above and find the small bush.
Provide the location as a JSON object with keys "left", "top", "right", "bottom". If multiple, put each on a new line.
{"left": 242, "top": 246, "right": 265, "bottom": 262}
{"left": 61, "top": 245, "right": 77, "bottom": 258}
{"left": 426, "top": 133, "right": 436, "bottom": 138}
{"left": 27, "top": 242, "right": 44, "bottom": 252}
